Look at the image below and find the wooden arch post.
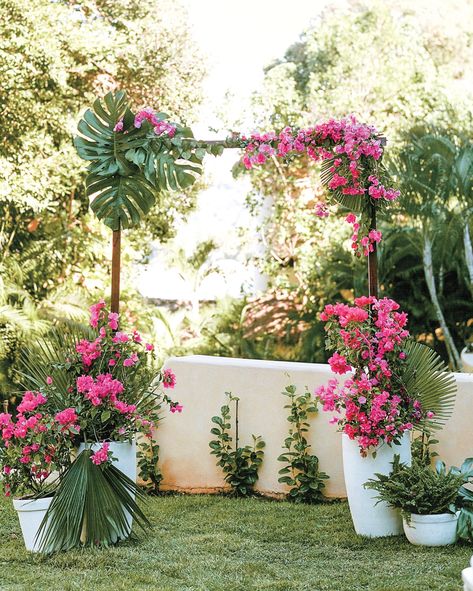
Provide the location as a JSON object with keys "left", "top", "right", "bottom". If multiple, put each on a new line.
{"left": 111, "top": 224, "right": 121, "bottom": 314}
{"left": 367, "top": 136, "right": 386, "bottom": 299}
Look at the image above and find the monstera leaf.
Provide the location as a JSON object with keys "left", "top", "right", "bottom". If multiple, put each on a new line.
{"left": 401, "top": 339, "right": 457, "bottom": 431}
{"left": 87, "top": 174, "right": 158, "bottom": 230}
{"left": 74, "top": 91, "right": 205, "bottom": 231}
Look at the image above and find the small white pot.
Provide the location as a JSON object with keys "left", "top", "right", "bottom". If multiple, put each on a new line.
{"left": 403, "top": 512, "right": 458, "bottom": 546}
{"left": 462, "top": 556, "right": 473, "bottom": 591}
{"left": 461, "top": 348, "right": 473, "bottom": 373}
{"left": 13, "top": 496, "right": 52, "bottom": 552}
{"left": 342, "top": 432, "right": 411, "bottom": 537}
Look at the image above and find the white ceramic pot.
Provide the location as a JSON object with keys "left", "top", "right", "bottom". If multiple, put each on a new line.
{"left": 77, "top": 439, "right": 137, "bottom": 482}
{"left": 461, "top": 348, "right": 473, "bottom": 373}
{"left": 462, "top": 556, "right": 473, "bottom": 591}
{"left": 13, "top": 496, "right": 52, "bottom": 552}
{"left": 342, "top": 432, "right": 411, "bottom": 537}
{"left": 403, "top": 512, "right": 458, "bottom": 546}
{"left": 77, "top": 439, "right": 137, "bottom": 538}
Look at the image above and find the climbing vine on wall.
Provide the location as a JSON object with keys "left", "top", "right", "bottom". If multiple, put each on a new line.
{"left": 209, "top": 392, "right": 265, "bottom": 497}
{"left": 278, "top": 384, "right": 329, "bottom": 503}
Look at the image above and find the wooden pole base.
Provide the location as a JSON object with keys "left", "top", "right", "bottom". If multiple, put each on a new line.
{"left": 111, "top": 228, "right": 121, "bottom": 314}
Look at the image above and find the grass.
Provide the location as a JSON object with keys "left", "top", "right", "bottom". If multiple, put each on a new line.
{"left": 0, "top": 494, "right": 470, "bottom": 591}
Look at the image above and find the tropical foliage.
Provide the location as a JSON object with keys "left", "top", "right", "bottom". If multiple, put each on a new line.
{"left": 0, "top": 0, "right": 206, "bottom": 397}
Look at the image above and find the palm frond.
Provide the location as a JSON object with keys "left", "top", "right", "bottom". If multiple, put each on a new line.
{"left": 16, "top": 325, "right": 94, "bottom": 399}
{"left": 401, "top": 339, "right": 457, "bottom": 431}
{"left": 36, "top": 450, "right": 149, "bottom": 553}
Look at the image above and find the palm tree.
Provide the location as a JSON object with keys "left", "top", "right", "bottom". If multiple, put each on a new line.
{"left": 389, "top": 129, "right": 463, "bottom": 369}
{"left": 453, "top": 145, "right": 473, "bottom": 297}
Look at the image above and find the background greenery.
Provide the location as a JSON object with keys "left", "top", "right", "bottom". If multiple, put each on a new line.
{"left": 195, "top": 0, "right": 473, "bottom": 369}
{"left": 0, "top": 0, "right": 205, "bottom": 397}
{"left": 1, "top": 0, "right": 473, "bottom": 399}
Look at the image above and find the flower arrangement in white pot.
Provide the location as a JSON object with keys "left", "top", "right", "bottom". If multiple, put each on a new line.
{"left": 9, "top": 299, "right": 181, "bottom": 553}
{"left": 314, "top": 296, "right": 457, "bottom": 537}
{"left": 0, "top": 393, "right": 78, "bottom": 551}
{"left": 365, "top": 456, "right": 473, "bottom": 546}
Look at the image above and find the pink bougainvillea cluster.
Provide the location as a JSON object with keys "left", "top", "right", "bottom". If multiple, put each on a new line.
{"left": 239, "top": 116, "right": 400, "bottom": 255}
{"left": 68, "top": 300, "right": 182, "bottom": 453}
{"left": 0, "top": 391, "right": 79, "bottom": 497}
{"left": 0, "top": 300, "right": 182, "bottom": 494}
{"left": 113, "top": 107, "right": 176, "bottom": 138}
{"left": 314, "top": 297, "right": 433, "bottom": 454}
{"left": 345, "top": 213, "right": 382, "bottom": 256}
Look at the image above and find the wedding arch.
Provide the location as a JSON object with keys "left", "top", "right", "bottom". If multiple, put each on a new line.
{"left": 75, "top": 91, "right": 398, "bottom": 311}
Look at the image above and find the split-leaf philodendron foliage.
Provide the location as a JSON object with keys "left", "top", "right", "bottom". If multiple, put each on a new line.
{"left": 74, "top": 91, "right": 234, "bottom": 231}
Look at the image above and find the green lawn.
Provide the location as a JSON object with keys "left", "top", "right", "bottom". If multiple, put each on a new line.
{"left": 0, "top": 495, "right": 470, "bottom": 591}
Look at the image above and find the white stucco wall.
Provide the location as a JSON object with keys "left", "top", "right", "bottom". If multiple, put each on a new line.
{"left": 157, "top": 355, "right": 473, "bottom": 498}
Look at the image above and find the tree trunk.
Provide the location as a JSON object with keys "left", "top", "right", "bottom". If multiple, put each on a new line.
{"left": 111, "top": 227, "right": 121, "bottom": 314}
{"left": 463, "top": 220, "right": 473, "bottom": 297}
{"left": 423, "top": 234, "right": 460, "bottom": 370}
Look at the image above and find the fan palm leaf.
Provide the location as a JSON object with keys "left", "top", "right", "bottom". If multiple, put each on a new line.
{"left": 36, "top": 450, "right": 149, "bottom": 553}
{"left": 400, "top": 339, "right": 457, "bottom": 431}
{"left": 16, "top": 325, "right": 94, "bottom": 402}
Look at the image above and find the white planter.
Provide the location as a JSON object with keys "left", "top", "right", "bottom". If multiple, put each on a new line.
{"left": 403, "top": 512, "right": 458, "bottom": 546}
{"left": 77, "top": 439, "right": 137, "bottom": 538}
{"left": 77, "top": 439, "right": 137, "bottom": 482}
{"left": 461, "top": 348, "right": 473, "bottom": 373}
{"left": 462, "top": 556, "right": 473, "bottom": 591}
{"left": 13, "top": 496, "right": 52, "bottom": 552}
{"left": 342, "top": 432, "right": 411, "bottom": 537}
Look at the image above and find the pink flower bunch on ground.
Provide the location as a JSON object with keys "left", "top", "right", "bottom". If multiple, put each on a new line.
{"left": 240, "top": 116, "right": 399, "bottom": 254}
{"left": 315, "top": 296, "right": 433, "bottom": 454}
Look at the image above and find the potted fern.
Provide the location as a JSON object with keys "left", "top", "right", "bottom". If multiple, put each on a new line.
{"left": 365, "top": 456, "right": 473, "bottom": 546}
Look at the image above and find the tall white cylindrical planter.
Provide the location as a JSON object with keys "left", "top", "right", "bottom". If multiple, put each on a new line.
{"left": 342, "top": 432, "right": 411, "bottom": 537}
{"left": 13, "top": 496, "right": 52, "bottom": 552}
{"left": 78, "top": 440, "right": 137, "bottom": 538}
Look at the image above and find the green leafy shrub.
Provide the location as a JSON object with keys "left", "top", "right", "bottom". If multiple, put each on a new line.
{"left": 364, "top": 456, "right": 465, "bottom": 517}
{"left": 138, "top": 434, "right": 163, "bottom": 495}
{"left": 278, "top": 385, "right": 329, "bottom": 503}
{"left": 450, "top": 458, "right": 473, "bottom": 542}
{"left": 209, "top": 393, "right": 265, "bottom": 497}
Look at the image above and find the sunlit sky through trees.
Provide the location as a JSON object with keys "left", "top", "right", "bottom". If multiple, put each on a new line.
{"left": 138, "top": 0, "right": 340, "bottom": 300}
